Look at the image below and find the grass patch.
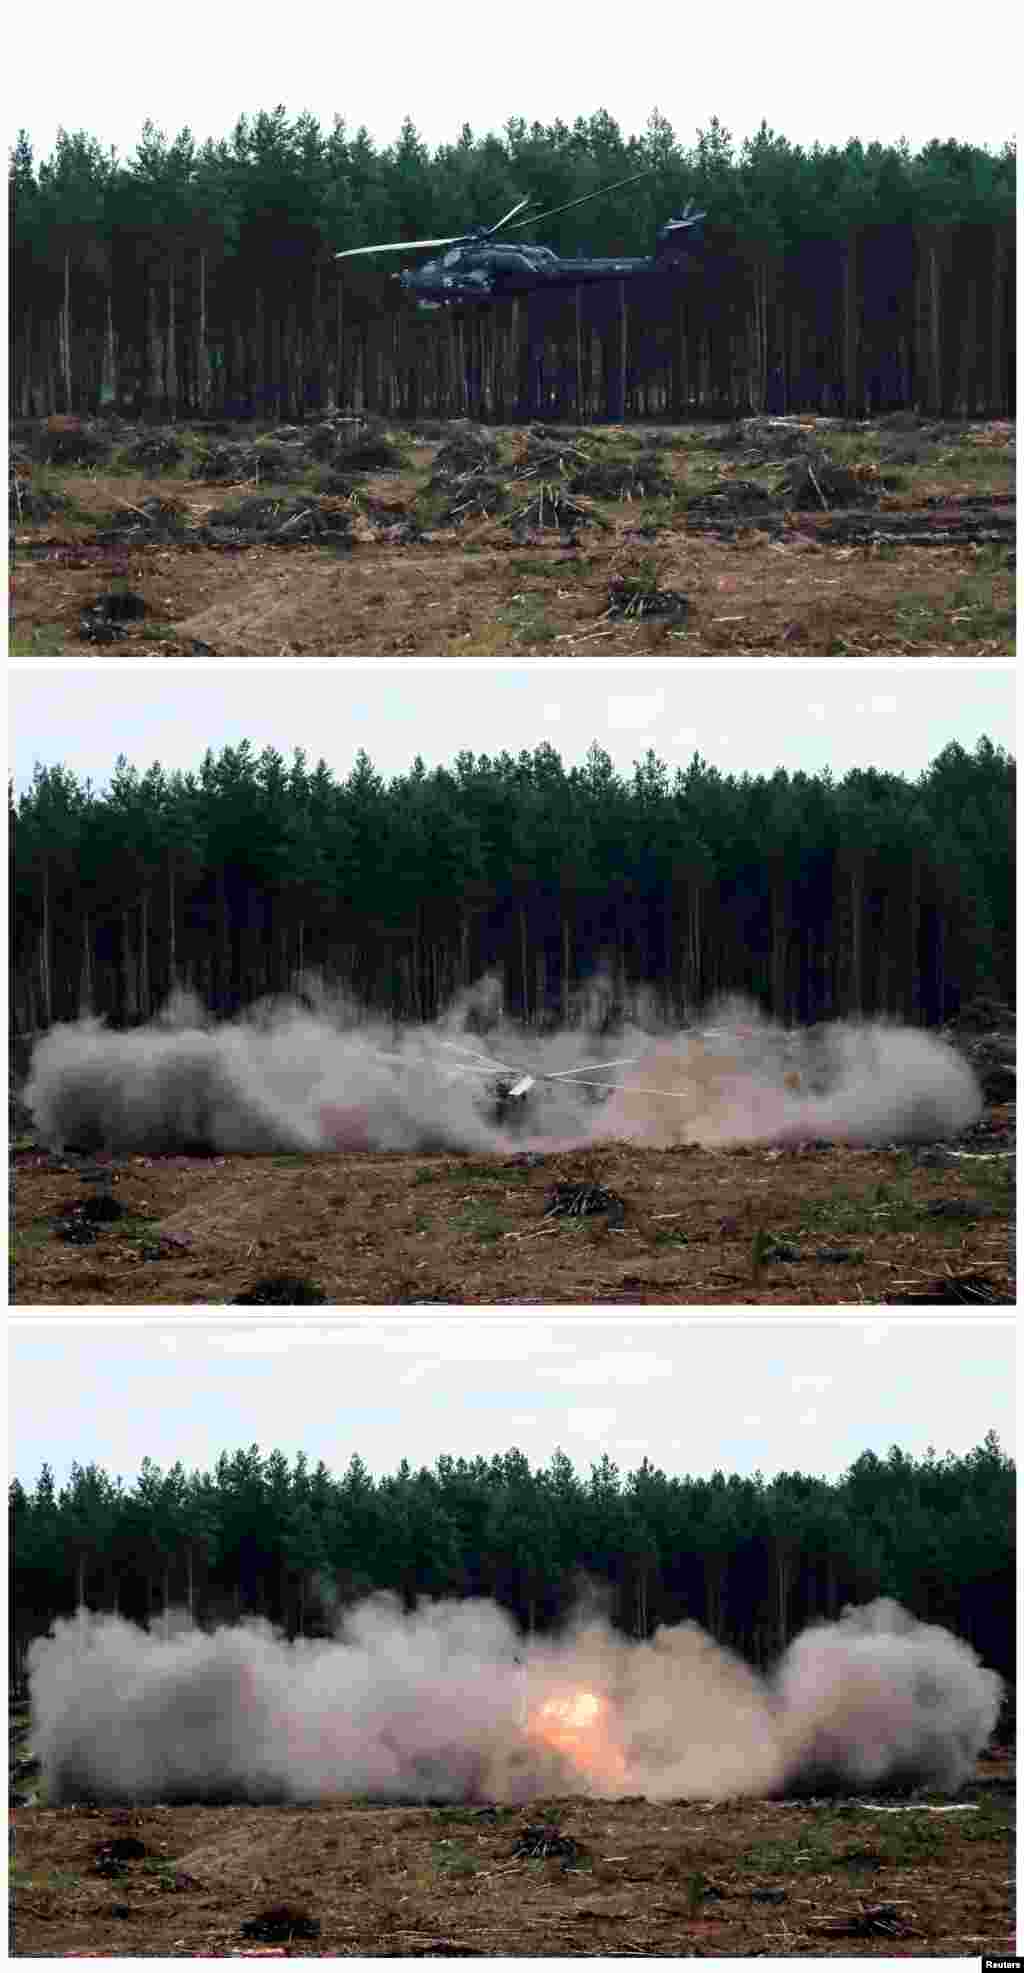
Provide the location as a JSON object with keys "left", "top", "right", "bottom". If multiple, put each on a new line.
{"left": 9, "top": 623, "right": 69, "bottom": 656}
{"left": 797, "top": 1183, "right": 920, "bottom": 1238}
{"left": 450, "top": 1203, "right": 511, "bottom": 1244}
{"left": 496, "top": 591, "right": 558, "bottom": 647}
{"left": 434, "top": 1840, "right": 480, "bottom": 1879}
{"left": 11, "top": 1221, "right": 56, "bottom": 1251}
{"left": 12, "top": 1869, "right": 82, "bottom": 1892}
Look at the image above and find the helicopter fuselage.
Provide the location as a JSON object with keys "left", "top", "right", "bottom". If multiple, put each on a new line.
{"left": 396, "top": 217, "right": 706, "bottom": 307}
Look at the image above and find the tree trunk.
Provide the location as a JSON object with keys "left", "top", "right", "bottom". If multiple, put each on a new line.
{"left": 990, "top": 230, "right": 1005, "bottom": 414}
{"left": 147, "top": 281, "right": 164, "bottom": 415}
{"left": 79, "top": 910, "right": 93, "bottom": 1012}
{"left": 198, "top": 247, "right": 210, "bottom": 414}
{"left": 138, "top": 884, "right": 151, "bottom": 1018}
{"left": 167, "top": 853, "right": 177, "bottom": 984}
{"left": 101, "top": 292, "right": 117, "bottom": 405}
{"left": 39, "top": 858, "right": 52, "bottom": 1027}
{"left": 121, "top": 907, "right": 139, "bottom": 1022}
{"left": 165, "top": 267, "right": 178, "bottom": 419}
{"left": 927, "top": 238, "right": 941, "bottom": 415}
{"left": 842, "top": 232, "right": 858, "bottom": 414}
{"left": 561, "top": 913, "right": 571, "bottom": 1025}
{"left": 61, "top": 250, "right": 72, "bottom": 411}
{"left": 519, "top": 905, "right": 529, "bottom": 1022}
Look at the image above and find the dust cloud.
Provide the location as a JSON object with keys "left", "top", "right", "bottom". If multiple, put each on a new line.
{"left": 24, "top": 985, "right": 981, "bottom": 1156}
{"left": 29, "top": 1596, "right": 1001, "bottom": 1806}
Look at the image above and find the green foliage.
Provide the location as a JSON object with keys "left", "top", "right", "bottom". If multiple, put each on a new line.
{"left": 9, "top": 732, "right": 1015, "bottom": 1034}
{"left": 9, "top": 113, "right": 1016, "bottom": 419}
{"left": 10, "top": 1437, "right": 1015, "bottom": 1690}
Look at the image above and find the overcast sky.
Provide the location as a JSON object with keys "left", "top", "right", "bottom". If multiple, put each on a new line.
{"left": 9, "top": 663, "right": 1014, "bottom": 797}
{"left": 8, "top": 1318, "right": 1014, "bottom": 1494}
{"left": 13, "top": 0, "right": 1014, "bottom": 174}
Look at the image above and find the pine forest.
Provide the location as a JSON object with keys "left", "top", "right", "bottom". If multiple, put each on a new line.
{"left": 10, "top": 111, "right": 1016, "bottom": 423}
{"left": 10, "top": 737, "right": 1014, "bottom": 1037}
{"left": 9, "top": 1434, "right": 1015, "bottom": 1700}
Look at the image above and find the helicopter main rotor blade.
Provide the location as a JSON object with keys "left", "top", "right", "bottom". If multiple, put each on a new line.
{"left": 484, "top": 196, "right": 533, "bottom": 237}
{"left": 517, "top": 166, "right": 656, "bottom": 232}
{"left": 335, "top": 234, "right": 467, "bottom": 259}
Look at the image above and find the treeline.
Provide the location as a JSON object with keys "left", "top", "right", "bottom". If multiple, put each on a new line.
{"left": 10, "top": 110, "right": 1016, "bottom": 421}
{"left": 10, "top": 737, "right": 1014, "bottom": 1035}
{"left": 9, "top": 1435, "right": 1014, "bottom": 1699}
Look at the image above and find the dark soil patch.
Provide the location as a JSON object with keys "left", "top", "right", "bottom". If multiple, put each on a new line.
{"left": 9, "top": 1761, "right": 1014, "bottom": 1958}
{"left": 79, "top": 590, "right": 148, "bottom": 642}
{"left": 230, "top": 1273, "right": 329, "bottom": 1305}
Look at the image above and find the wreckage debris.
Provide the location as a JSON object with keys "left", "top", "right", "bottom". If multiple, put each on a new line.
{"left": 885, "top": 1271, "right": 1009, "bottom": 1306}
{"left": 79, "top": 591, "right": 148, "bottom": 642}
{"left": 95, "top": 1836, "right": 147, "bottom": 1877}
{"left": 513, "top": 1824, "right": 580, "bottom": 1861}
{"left": 231, "top": 1274, "right": 328, "bottom": 1305}
{"left": 240, "top": 1905, "right": 321, "bottom": 1944}
{"left": 809, "top": 1901, "right": 924, "bottom": 1941}
{"left": 544, "top": 1181, "right": 625, "bottom": 1227}
{"left": 606, "top": 568, "right": 688, "bottom": 621}
{"left": 54, "top": 1192, "right": 128, "bottom": 1245}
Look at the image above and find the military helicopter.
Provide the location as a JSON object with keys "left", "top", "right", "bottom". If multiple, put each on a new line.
{"left": 335, "top": 168, "right": 708, "bottom": 306}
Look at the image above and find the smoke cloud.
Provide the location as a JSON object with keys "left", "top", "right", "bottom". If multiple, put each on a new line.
{"left": 29, "top": 1596, "right": 1001, "bottom": 1806}
{"left": 25, "top": 987, "right": 981, "bottom": 1156}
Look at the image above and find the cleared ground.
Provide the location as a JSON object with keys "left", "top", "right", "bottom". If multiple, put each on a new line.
{"left": 9, "top": 413, "right": 1014, "bottom": 657}
{"left": 9, "top": 1755, "right": 1015, "bottom": 1957}
{"left": 10, "top": 1109, "right": 1013, "bottom": 1306}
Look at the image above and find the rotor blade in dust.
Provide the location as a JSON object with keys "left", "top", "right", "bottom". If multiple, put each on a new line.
{"left": 518, "top": 167, "right": 656, "bottom": 232}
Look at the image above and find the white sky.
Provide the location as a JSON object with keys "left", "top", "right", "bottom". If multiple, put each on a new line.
{"left": 8, "top": 663, "right": 1014, "bottom": 798}
{"left": 11, "top": 0, "right": 1015, "bottom": 173}
{"left": 8, "top": 1319, "right": 1015, "bottom": 1494}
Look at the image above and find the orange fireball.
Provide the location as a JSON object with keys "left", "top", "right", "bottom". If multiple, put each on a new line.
{"left": 527, "top": 1689, "right": 628, "bottom": 1790}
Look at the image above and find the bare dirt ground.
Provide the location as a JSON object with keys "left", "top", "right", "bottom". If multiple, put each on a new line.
{"left": 9, "top": 413, "right": 1014, "bottom": 657}
{"left": 9, "top": 1753, "right": 1015, "bottom": 1957}
{"left": 10, "top": 1106, "right": 1013, "bottom": 1306}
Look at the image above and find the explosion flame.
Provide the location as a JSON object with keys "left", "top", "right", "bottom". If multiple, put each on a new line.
{"left": 527, "top": 1690, "right": 628, "bottom": 1789}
